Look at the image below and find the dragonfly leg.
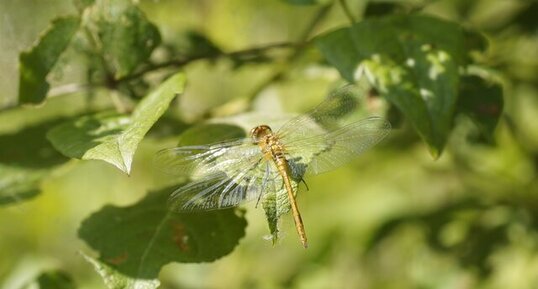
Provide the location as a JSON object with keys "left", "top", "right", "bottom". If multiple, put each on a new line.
{"left": 300, "top": 178, "right": 310, "bottom": 191}
{"left": 255, "top": 189, "right": 264, "bottom": 208}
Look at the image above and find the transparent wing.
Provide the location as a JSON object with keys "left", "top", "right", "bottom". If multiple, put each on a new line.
{"left": 169, "top": 159, "right": 283, "bottom": 211}
{"left": 282, "top": 117, "right": 390, "bottom": 175}
{"left": 153, "top": 138, "right": 248, "bottom": 177}
{"left": 155, "top": 140, "right": 282, "bottom": 211}
{"left": 276, "top": 85, "right": 360, "bottom": 143}
{"left": 276, "top": 86, "right": 390, "bottom": 175}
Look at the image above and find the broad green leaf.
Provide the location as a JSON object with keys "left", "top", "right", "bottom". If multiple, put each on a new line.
{"left": 20, "top": 270, "right": 76, "bottom": 289}
{"left": 0, "top": 119, "right": 68, "bottom": 206}
{"left": 457, "top": 75, "right": 503, "bottom": 141}
{"left": 315, "top": 15, "right": 481, "bottom": 156}
{"left": 82, "top": 253, "right": 159, "bottom": 289}
{"left": 78, "top": 187, "right": 247, "bottom": 288}
{"left": 47, "top": 72, "right": 186, "bottom": 174}
{"left": 18, "top": 16, "right": 80, "bottom": 104}
{"left": 89, "top": 0, "right": 161, "bottom": 78}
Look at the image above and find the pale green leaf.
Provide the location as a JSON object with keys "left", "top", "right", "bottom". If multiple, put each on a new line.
{"left": 18, "top": 16, "right": 80, "bottom": 104}
{"left": 47, "top": 73, "right": 186, "bottom": 174}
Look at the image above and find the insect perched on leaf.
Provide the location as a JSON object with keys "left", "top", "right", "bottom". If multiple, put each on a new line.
{"left": 154, "top": 86, "right": 391, "bottom": 248}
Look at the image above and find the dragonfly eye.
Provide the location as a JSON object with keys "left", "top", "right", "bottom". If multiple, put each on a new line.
{"left": 250, "top": 125, "right": 273, "bottom": 143}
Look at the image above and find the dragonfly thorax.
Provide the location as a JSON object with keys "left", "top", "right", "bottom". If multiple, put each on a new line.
{"left": 250, "top": 125, "right": 273, "bottom": 143}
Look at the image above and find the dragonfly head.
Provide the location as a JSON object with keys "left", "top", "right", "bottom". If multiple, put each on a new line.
{"left": 250, "top": 125, "right": 273, "bottom": 143}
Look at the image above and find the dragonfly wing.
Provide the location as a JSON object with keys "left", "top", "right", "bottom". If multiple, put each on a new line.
{"left": 276, "top": 85, "right": 359, "bottom": 143}
{"left": 283, "top": 116, "right": 391, "bottom": 175}
{"left": 161, "top": 141, "right": 283, "bottom": 212}
{"left": 153, "top": 138, "right": 249, "bottom": 177}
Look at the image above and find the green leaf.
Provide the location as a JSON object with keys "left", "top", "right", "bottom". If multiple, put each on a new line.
{"left": 89, "top": 0, "right": 161, "bottom": 78}
{"left": 81, "top": 253, "right": 159, "bottom": 289}
{"left": 457, "top": 75, "right": 503, "bottom": 141}
{"left": 20, "top": 270, "right": 76, "bottom": 289}
{"left": 262, "top": 181, "right": 298, "bottom": 244}
{"left": 47, "top": 72, "right": 186, "bottom": 174}
{"left": 0, "top": 119, "right": 69, "bottom": 206}
{"left": 18, "top": 16, "right": 80, "bottom": 104}
{"left": 78, "top": 187, "right": 247, "bottom": 288}
{"left": 315, "top": 15, "right": 478, "bottom": 156}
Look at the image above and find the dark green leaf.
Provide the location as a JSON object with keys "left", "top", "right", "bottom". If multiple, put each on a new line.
{"left": 21, "top": 270, "right": 76, "bottom": 289}
{"left": 364, "top": 2, "right": 399, "bottom": 18}
{"left": 457, "top": 75, "right": 503, "bottom": 141}
{"left": 90, "top": 0, "right": 161, "bottom": 78}
{"left": 315, "top": 15, "right": 475, "bottom": 156}
{"left": 79, "top": 187, "right": 247, "bottom": 288}
{"left": 47, "top": 73, "right": 186, "bottom": 174}
{"left": 18, "top": 16, "right": 80, "bottom": 104}
{"left": 0, "top": 119, "right": 69, "bottom": 206}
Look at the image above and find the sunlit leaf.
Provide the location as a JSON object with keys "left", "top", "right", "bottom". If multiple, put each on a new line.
{"left": 88, "top": 0, "right": 161, "bottom": 78}
{"left": 18, "top": 16, "right": 80, "bottom": 104}
{"left": 78, "top": 187, "right": 247, "bottom": 288}
{"left": 47, "top": 73, "right": 186, "bottom": 174}
{"left": 315, "top": 15, "right": 482, "bottom": 156}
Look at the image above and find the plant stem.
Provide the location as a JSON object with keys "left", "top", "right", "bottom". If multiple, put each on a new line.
{"left": 117, "top": 42, "right": 301, "bottom": 83}
{"left": 338, "top": 0, "right": 356, "bottom": 25}
{"left": 243, "top": 4, "right": 332, "bottom": 108}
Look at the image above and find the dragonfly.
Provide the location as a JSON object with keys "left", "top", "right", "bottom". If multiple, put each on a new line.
{"left": 154, "top": 88, "right": 391, "bottom": 248}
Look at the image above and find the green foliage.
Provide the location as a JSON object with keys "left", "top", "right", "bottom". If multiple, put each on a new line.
{"left": 18, "top": 17, "right": 80, "bottom": 104}
{"left": 315, "top": 15, "right": 485, "bottom": 156}
{"left": 0, "top": 119, "right": 68, "bottom": 205}
{"left": 79, "top": 187, "right": 247, "bottom": 288}
{"left": 87, "top": 0, "right": 161, "bottom": 78}
{"left": 3, "top": 0, "right": 532, "bottom": 288}
{"left": 47, "top": 73, "right": 185, "bottom": 174}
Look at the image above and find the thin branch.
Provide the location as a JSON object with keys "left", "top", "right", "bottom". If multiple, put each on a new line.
{"left": 117, "top": 41, "right": 302, "bottom": 83}
{"left": 243, "top": 4, "right": 332, "bottom": 108}
{"left": 338, "top": 0, "right": 357, "bottom": 25}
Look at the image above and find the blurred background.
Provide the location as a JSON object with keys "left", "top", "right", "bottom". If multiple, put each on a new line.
{"left": 1, "top": 0, "right": 538, "bottom": 288}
